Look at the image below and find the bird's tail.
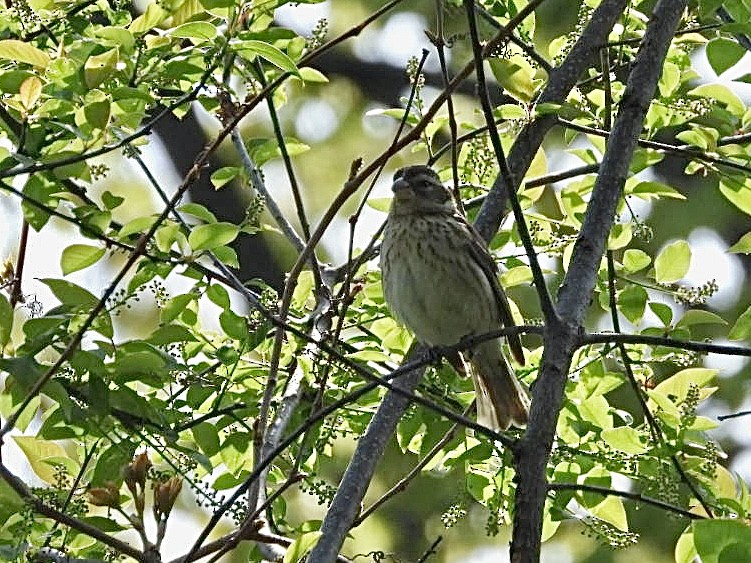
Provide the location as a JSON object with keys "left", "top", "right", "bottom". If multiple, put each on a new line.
{"left": 467, "top": 339, "right": 529, "bottom": 430}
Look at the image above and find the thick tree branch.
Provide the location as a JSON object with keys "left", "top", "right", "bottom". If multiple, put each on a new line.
{"left": 308, "top": 347, "right": 426, "bottom": 563}
{"left": 511, "top": 1, "right": 689, "bottom": 562}
{"left": 474, "top": 0, "right": 630, "bottom": 241}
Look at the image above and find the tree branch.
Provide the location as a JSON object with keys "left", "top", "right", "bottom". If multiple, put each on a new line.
{"left": 511, "top": 1, "right": 688, "bottom": 561}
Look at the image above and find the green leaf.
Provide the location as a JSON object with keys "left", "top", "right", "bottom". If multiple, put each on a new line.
{"left": 501, "top": 265, "right": 533, "bottom": 287}
{"left": 191, "top": 422, "right": 220, "bottom": 457}
{"left": 601, "top": 426, "right": 648, "bottom": 454}
{"left": 210, "top": 166, "right": 240, "bottom": 190}
{"left": 621, "top": 249, "right": 651, "bottom": 273}
{"left": 489, "top": 57, "right": 535, "bottom": 102}
{"left": 366, "top": 197, "right": 392, "bottom": 213}
{"left": 729, "top": 231, "right": 751, "bottom": 254}
{"left": 298, "top": 67, "right": 329, "bottom": 83}
{"left": 188, "top": 222, "right": 240, "bottom": 251}
{"left": 84, "top": 48, "right": 119, "bottom": 89}
{"left": 659, "top": 60, "right": 681, "bottom": 97}
{"left": 119, "top": 216, "right": 157, "bottom": 238}
{"left": 13, "top": 436, "right": 80, "bottom": 483}
{"left": 495, "top": 103, "right": 527, "bottom": 120}
{"left": 178, "top": 202, "right": 217, "bottom": 224}
{"left": 80, "top": 516, "right": 127, "bottom": 532}
{"left": 618, "top": 284, "right": 647, "bottom": 324}
{"left": 629, "top": 181, "right": 686, "bottom": 200}
{"left": 675, "top": 531, "right": 698, "bottom": 563}
{"left": 0, "top": 478, "right": 25, "bottom": 521}
{"left": 19, "top": 76, "right": 42, "bottom": 109}
{"left": 689, "top": 83, "right": 745, "bottom": 116}
{"left": 40, "top": 279, "right": 113, "bottom": 341}
{"left": 654, "top": 240, "right": 691, "bottom": 283}
{"left": 649, "top": 302, "right": 673, "bottom": 326}
{"left": 91, "top": 441, "right": 136, "bottom": 486}
{"left": 219, "top": 309, "right": 247, "bottom": 340}
{"left": 162, "top": 294, "right": 196, "bottom": 324}
{"left": 365, "top": 107, "right": 419, "bottom": 124}
{"left": 61, "top": 244, "right": 106, "bottom": 275}
{"left": 169, "top": 22, "right": 217, "bottom": 42}
{"left": 41, "top": 278, "right": 98, "bottom": 308}
{"left": 232, "top": 39, "right": 300, "bottom": 76}
{"left": 0, "top": 40, "right": 50, "bottom": 68}
{"left": 220, "top": 432, "right": 253, "bottom": 474}
{"left": 718, "top": 172, "right": 751, "bottom": 215}
{"left": 347, "top": 349, "right": 392, "bottom": 363}
{"left": 101, "top": 191, "right": 125, "bottom": 210}
{"left": 207, "top": 284, "right": 230, "bottom": 309}
{"left": 212, "top": 245, "right": 239, "bottom": 268}
{"left": 590, "top": 496, "right": 628, "bottom": 532}
{"left": 693, "top": 519, "right": 751, "bottom": 563}
{"left": 675, "top": 310, "right": 726, "bottom": 329}
{"left": 247, "top": 137, "right": 310, "bottom": 166}
{"left": 706, "top": 37, "right": 746, "bottom": 76}
{"left": 0, "top": 293, "right": 12, "bottom": 348}
{"left": 129, "top": 3, "right": 166, "bottom": 34}
{"left": 23, "top": 174, "right": 58, "bottom": 230}
{"left": 654, "top": 368, "right": 717, "bottom": 402}
{"left": 729, "top": 305, "right": 751, "bottom": 341}
{"left": 146, "top": 325, "right": 197, "bottom": 345}
{"left": 284, "top": 532, "right": 323, "bottom": 563}
{"left": 607, "top": 223, "right": 632, "bottom": 250}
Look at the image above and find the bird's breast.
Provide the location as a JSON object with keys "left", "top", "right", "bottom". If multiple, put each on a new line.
{"left": 381, "top": 215, "right": 498, "bottom": 346}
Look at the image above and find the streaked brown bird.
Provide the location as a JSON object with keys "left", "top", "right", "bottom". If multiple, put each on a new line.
{"left": 380, "top": 165, "right": 529, "bottom": 430}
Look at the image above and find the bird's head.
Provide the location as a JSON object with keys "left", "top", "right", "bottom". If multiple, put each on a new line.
{"left": 389, "top": 165, "right": 456, "bottom": 216}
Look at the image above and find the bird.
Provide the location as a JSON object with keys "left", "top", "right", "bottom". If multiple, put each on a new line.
{"left": 380, "top": 164, "right": 529, "bottom": 430}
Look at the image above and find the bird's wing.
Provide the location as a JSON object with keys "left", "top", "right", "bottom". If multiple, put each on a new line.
{"left": 460, "top": 214, "right": 525, "bottom": 365}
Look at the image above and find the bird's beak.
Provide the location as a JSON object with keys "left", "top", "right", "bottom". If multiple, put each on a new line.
{"left": 391, "top": 178, "right": 414, "bottom": 201}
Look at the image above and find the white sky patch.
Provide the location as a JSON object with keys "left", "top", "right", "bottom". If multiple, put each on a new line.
{"left": 684, "top": 227, "right": 744, "bottom": 310}
{"left": 703, "top": 339, "right": 750, "bottom": 376}
{"left": 295, "top": 99, "right": 339, "bottom": 142}
{"left": 353, "top": 12, "right": 443, "bottom": 72}
{"left": 320, "top": 173, "right": 392, "bottom": 265}
{"left": 275, "top": 1, "right": 331, "bottom": 34}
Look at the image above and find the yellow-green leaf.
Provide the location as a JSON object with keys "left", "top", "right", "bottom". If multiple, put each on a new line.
{"left": 675, "top": 309, "right": 726, "bottom": 329}
{"left": 0, "top": 40, "right": 50, "bottom": 68}
{"left": 590, "top": 496, "right": 628, "bottom": 532}
{"left": 729, "top": 231, "right": 751, "bottom": 254}
{"left": 366, "top": 197, "right": 391, "bottom": 213}
{"left": 284, "top": 532, "right": 322, "bottom": 563}
{"left": 169, "top": 22, "right": 217, "bottom": 42}
{"left": 654, "top": 368, "right": 717, "bottom": 402}
{"left": 61, "top": 244, "right": 106, "bottom": 275}
{"left": 654, "top": 240, "right": 691, "bottom": 283}
{"left": 19, "top": 76, "right": 42, "bottom": 109}
{"left": 84, "top": 48, "right": 119, "bottom": 89}
{"left": 232, "top": 39, "right": 300, "bottom": 76}
{"left": 729, "top": 305, "right": 751, "bottom": 341}
{"left": 188, "top": 222, "right": 239, "bottom": 251}
{"left": 0, "top": 293, "right": 12, "bottom": 348}
{"left": 489, "top": 57, "right": 535, "bottom": 102}
{"left": 601, "top": 426, "right": 648, "bottom": 454}
{"left": 13, "top": 436, "right": 80, "bottom": 483}
{"left": 621, "top": 249, "right": 651, "bottom": 273}
{"left": 129, "top": 3, "right": 166, "bottom": 34}
{"left": 298, "top": 67, "right": 329, "bottom": 83}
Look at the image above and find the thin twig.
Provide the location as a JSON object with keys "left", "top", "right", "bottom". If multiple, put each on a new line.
{"left": 0, "top": 463, "right": 142, "bottom": 560}
{"left": 230, "top": 129, "right": 306, "bottom": 254}
{"left": 353, "top": 405, "right": 472, "bottom": 526}
{"left": 548, "top": 483, "right": 705, "bottom": 520}
{"left": 9, "top": 220, "right": 29, "bottom": 306}
{"left": 463, "top": 0, "right": 558, "bottom": 323}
